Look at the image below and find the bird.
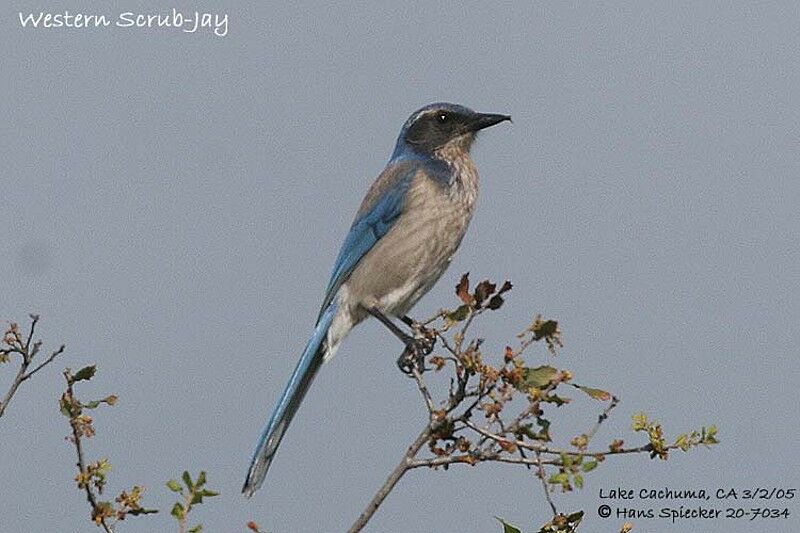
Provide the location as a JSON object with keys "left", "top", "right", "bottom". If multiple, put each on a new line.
{"left": 243, "top": 102, "right": 511, "bottom": 497}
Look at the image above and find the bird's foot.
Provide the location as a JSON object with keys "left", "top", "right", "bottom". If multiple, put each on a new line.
{"left": 401, "top": 315, "right": 436, "bottom": 344}
{"left": 396, "top": 330, "right": 436, "bottom": 376}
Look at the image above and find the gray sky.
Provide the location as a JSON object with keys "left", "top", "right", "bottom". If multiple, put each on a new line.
{"left": 2, "top": 2, "right": 798, "bottom": 532}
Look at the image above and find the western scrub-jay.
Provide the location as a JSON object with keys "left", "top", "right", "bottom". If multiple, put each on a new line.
{"left": 243, "top": 103, "right": 510, "bottom": 497}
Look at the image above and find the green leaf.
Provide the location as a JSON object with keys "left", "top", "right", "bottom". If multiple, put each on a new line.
{"left": 534, "top": 417, "right": 552, "bottom": 442}
{"left": 446, "top": 305, "right": 470, "bottom": 324}
{"left": 582, "top": 460, "right": 598, "bottom": 472}
{"left": 518, "top": 365, "right": 558, "bottom": 390}
{"left": 182, "top": 471, "right": 194, "bottom": 491}
{"left": 200, "top": 489, "right": 219, "bottom": 498}
{"left": 495, "top": 517, "right": 522, "bottom": 533}
{"left": 516, "top": 423, "right": 536, "bottom": 439}
{"left": 59, "top": 397, "right": 75, "bottom": 417}
{"left": 188, "top": 526, "right": 203, "bottom": 533}
{"left": 196, "top": 471, "right": 207, "bottom": 487}
{"left": 702, "top": 425, "right": 719, "bottom": 445}
{"left": 166, "top": 479, "right": 183, "bottom": 492}
{"left": 531, "top": 320, "right": 559, "bottom": 340}
{"left": 487, "top": 295, "right": 505, "bottom": 310}
{"left": 71, "top": 365, "right": 97, "bottom": 383}
{"left": 542, "top": 393, "right": 569, "bottom": 406}
{"left": 574, "top": 474, "right": 584, "bottom": 489}
{"left": 674, "top": 433, "right": 690, "bottom": 451}
{"left": 632, "top": 412, "right": 648, "bottom": 431}
{"left": 128, "top": 508, "right": 159, "bottom": 516}
{"left": 574, "top": 385, "right": 612, "bottom": 401}
{"left": 170, "top": 502, "right": 185, "bottom": 520}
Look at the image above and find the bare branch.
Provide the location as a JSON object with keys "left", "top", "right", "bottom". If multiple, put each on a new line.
{"left": 23, "top": 344, "right": 66, "bottom": 381}
{"left": 24, "top": 314, "right": 40, "bottom": 359}
{"left": 583, "top": 394, "right": 620, "bottom": 443}
{"left": 534, "top": 450, "right": 557, "bottom": 515}
{"left": 410, "top": 365, "right": 436, "bottom": 416}
{"left": 0, "top": 316, "right": 66, "bottom": 419}
{"left": 0, "top": 365, "right": 29, "bottom": 419}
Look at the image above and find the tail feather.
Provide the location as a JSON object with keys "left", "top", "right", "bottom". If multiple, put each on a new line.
{"left": 242, "top": 303, "right": 338, "bottom": 497}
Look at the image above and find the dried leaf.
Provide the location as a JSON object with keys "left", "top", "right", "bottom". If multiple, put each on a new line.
{"left": 474, "top": 280, "right": 496, "bottom": 305}
{"left": 575, "top": 385, "right": 612, "bottom": 401}
{"left": 455, "top": 273, "right": 472, "bottom": 305}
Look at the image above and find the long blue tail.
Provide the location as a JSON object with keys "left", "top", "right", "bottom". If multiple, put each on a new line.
{"left": 242, "top": 303, "right": 338, "bottom": 497}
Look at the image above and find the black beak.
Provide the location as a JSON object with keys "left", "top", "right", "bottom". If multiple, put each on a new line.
{"left": 470, "top": 112, "right": 512, "bottom": 132}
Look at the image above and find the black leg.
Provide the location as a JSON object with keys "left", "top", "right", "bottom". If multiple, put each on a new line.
{"left": 368, "top": 307, "right": 435, "bottom": 375}
{"left": 368, "top": 307, "right": 413, "bottom": 345}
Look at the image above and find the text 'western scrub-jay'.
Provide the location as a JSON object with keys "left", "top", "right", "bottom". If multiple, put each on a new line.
{"left": 243, "top": 103, "right": 510, "bottom": 497}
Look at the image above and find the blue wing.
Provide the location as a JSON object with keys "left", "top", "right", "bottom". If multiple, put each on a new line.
{"left": 317, "top": 161, "right": 418, "bottom": 320}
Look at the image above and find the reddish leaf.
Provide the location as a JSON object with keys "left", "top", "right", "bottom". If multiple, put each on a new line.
{"left": 498, "top": 440, "right": 517, "bottom": 453}
{"left": 504, "top": 346, "right": 514, "bottom": 363}
{"left": 455, "top": 273, "right": 472, "bottom": 305}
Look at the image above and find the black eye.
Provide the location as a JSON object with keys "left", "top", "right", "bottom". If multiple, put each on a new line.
{"left": 437, "top": 112, "right": 449, "bottom": 123}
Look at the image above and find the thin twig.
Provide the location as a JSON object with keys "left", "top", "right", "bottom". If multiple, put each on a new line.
{"left": 0, "top": 365, "right": 29, "bottom": 418}
{"left": 65, "top": 370, "right": 114, "bottom": 533}
{"left": 0, "top": 315, "right": 65, "bottom": 419}
{"left": 410, "top": 365, "right": 436, "bottom": 415}
{"left": 408, "top": 453, "right": 562, "bottom": 469}
{"left": 23, "top": 344, "right": 66, "bottom": 381}
{"left": 583, "top": 395, "right": 619, "bottom": 443}
{"left": 434, "top": 330, "right": 458, "bottom": 356}
{"left": 24, "top": 314, "right": 40, "bottom": 355}
{"left": 534, "top": 450, "right": 557, "bottom": 515}
{"left": 462, "top": 419, "right": 658, "bottom": 458}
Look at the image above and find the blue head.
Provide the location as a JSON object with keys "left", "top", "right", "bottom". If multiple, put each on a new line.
{"left": 390, "top": 103, "right": 511, "bottom": 162}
